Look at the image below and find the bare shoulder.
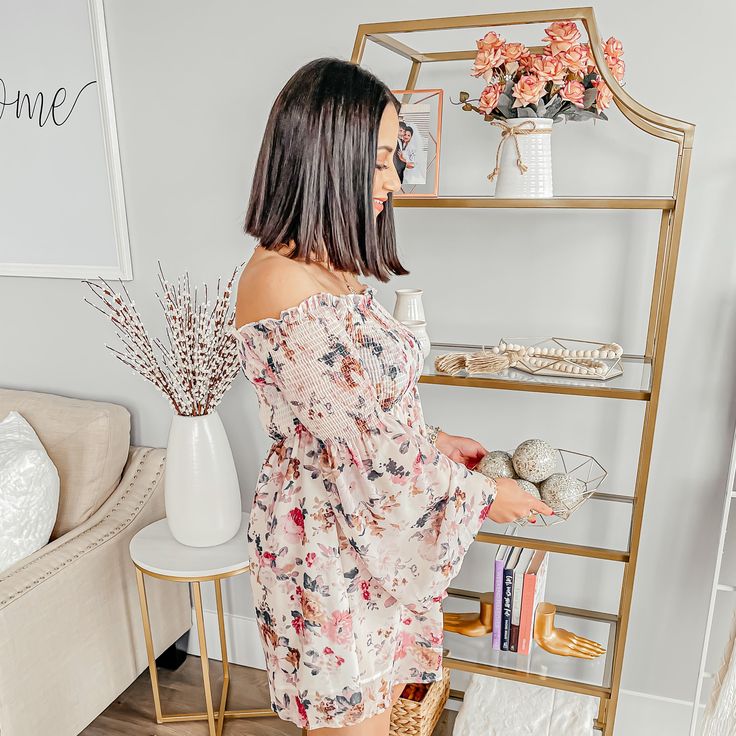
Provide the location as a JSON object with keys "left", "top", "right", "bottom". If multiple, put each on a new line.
{"left": 235, "top": 251, "right": 321, "bottom": 328}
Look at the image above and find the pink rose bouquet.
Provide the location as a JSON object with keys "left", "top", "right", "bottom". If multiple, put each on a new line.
{"left": 456, "top": 20, "right": 625, "bottom": 124}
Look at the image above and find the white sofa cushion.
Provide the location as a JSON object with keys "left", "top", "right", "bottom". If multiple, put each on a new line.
{"left": 0, "top": 411, "right": 60, "bottom": 573}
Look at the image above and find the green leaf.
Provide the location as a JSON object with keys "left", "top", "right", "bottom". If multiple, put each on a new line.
{"left": 545, "top": 97, "right": 564, "bottom": 118}
{"left": 462, "top": 103, "right": 473, "bottom": 111}
{"left": 497, "top": 93, "right": 513, "bottom": 116}
{"left": 516, "top": 107, "right": 535, "bottom": 118}
{"left": 459, "top": 91, "right": 469, "bottom": 102}
{"left": 583, "top": 88, "right": 597, "bottom": 108}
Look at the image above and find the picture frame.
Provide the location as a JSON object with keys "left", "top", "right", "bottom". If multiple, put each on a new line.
{"left": 0, "top": 0, "right": 132, "bottom": 280}
{"left": 391, "top": 88, "right": 443, "bottom": 198}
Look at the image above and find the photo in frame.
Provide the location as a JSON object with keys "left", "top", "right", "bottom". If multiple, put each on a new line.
{"left": 391, "top": 88, "right": 442, "bottom": 197}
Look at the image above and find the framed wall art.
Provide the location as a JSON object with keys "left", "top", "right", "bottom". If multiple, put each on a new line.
{"left": 0, "top": 0, "right": 132, "bottom": 279}
{"left": 391, "top": 88, "right": 443, "bottom": 198}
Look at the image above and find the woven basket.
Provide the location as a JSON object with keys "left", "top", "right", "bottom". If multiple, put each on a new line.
{"left": 389, "top": 667, "right": 450, "bottom": 736}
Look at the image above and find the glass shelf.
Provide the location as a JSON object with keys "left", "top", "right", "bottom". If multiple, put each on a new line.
{"left": 421, "top": 343, "right": 652, "bottom": 401}
{"left": 475, "top": 494, "right": 634, "bottom": 562}
{"left": 442, "top": 588, "right": 617, "bottom": 697}
{"left": 394, "top": 196, "right": 676, "bottom": 210}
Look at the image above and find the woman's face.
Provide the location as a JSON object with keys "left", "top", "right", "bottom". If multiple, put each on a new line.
{"left": 372, "top": 104, "right": 401, "bottom": 218}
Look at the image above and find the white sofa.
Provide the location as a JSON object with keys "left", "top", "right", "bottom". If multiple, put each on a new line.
{"left": 0, "top": 389, "right": 192, "bottom": 736}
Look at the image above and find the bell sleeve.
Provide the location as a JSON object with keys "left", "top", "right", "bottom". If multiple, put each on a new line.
{"left": 243, "top": 298, "right": 497, "bottom": 616}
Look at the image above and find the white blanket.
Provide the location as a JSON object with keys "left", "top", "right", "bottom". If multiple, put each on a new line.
{"left": 452, "top": 674, "right": 596, "bottom": 736}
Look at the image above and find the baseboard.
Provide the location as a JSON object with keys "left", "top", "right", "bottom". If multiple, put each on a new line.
{"left": 185, "top": 607, "right": 702, "bottom": 732}
{"left": 185, "top": 606, "right": 266, "bottom": 669}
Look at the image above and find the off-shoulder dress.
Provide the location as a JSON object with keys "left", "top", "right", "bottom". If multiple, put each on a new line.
{"left": 230, "top": 285, "right": 497, "bottom": 730}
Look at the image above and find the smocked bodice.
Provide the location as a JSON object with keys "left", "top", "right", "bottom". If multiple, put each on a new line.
{"left": 231, "top": 286, "right": 424, "bottom": 443}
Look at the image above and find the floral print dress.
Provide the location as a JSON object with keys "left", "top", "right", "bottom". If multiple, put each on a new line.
{"left": 230, "top": 285, "right": 497, "bottom": 730}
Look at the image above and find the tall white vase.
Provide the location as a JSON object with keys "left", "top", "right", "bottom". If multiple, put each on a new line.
{"left": 493, "top": 117, "right": 554, "bottom": 199}
{"left": 164, "top": 410, "right": 242, "bottom": 547}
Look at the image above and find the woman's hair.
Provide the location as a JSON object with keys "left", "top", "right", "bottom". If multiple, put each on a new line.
{"left": 244, "top": 57, "right": 409, "bottom": 280}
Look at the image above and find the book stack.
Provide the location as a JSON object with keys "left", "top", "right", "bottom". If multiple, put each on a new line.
{"left": 492, "top": 546, "right": 549, "bottom": 655}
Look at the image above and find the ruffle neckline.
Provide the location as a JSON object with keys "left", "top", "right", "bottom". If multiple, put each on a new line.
{"left": 233, "top": 286, "right": 376, "bottom": 335}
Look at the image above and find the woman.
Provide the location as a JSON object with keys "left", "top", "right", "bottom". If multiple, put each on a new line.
{"left": 232, "top": 58, "right": 553, "bottom": 735}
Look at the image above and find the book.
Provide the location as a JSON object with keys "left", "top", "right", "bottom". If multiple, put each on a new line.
{"left": 501, "top": 547, "right": 522, "bottom": 651}
{"left": 510, "top": 548, "right": 535, "bottom": 652}
{"left": 517, "top": 550, "right": 549, "bottom": 656}
{"left": 492, "top": 545, "right": 513, "bottom": 650}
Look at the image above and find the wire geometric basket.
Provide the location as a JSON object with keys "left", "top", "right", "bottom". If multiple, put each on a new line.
{"left": 512, "top": 448, "right": 608, "bottom": 527}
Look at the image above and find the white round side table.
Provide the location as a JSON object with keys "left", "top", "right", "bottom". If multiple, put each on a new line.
{"left": 129, "top": 511, "right": 279, "bottom": 736}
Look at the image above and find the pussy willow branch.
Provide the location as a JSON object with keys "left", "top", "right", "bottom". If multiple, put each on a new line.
{"left": 83, "top": 261, "right": 245, "bottom": 416}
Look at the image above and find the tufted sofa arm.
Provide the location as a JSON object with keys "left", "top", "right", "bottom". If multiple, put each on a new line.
{"left": 0, "top": 447, "right": 192, "bottom": 736}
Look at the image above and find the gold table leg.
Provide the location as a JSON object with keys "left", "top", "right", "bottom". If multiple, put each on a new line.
{"left": 134, "top": 568, "right": 278, "bottom": 733}
{"left": 192, "top": 581, "right": 218, "bottom": 735}
{"left": 135, "top": 567, "right": 164, "bottom": 724}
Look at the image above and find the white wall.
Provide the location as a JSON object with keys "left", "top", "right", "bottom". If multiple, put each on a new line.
{"left": 2, "top": 0, "right": 735, "bottom": 724}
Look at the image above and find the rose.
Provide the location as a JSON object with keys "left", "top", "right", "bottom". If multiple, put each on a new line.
{"left": 543, "top": 21, "right": 581, "bottom": 55}
{"left": 593, "top": 79, "right": 614, "bottom": 110}
{"left": 579, "top": 43, "right": 596, "bottom": 72}
{"left": 609, "top": 58, "right": 625, "bottom": 82}
{"left": 301, "top": 592, "right": 326, "bottom": 622}
{"left": 519, "top": 52, "right": 536, "bottom": 71}
{"left": 503, "top": 42, "right": 527, "bottom": 62}
{"left": 559, "top": 80, "right": 586, "bottom": 107}
{"left": 478, "top": 83, "right": 502, "bottom": 113}
{"left": 512, "top": 74, "right": 547, "bottom": 107}
{"left": 560, "top": 44, "right": 590, "bottom": 75}
{"left": 322, "top": 610, "right": 353, "bottom": 646}
{"left": 283, "top": 507, "right": 306, "bottom": 542}
{"left": 477, "top": 30, "right": 505, "bottom": 51}
{"left": 471, "top": 47, "right": 504, "bottom": 78}
{"left": 602, "top": 36, "right": 624, "bottom": 61}
{"left": 532, "top": 54, "right": 567, "bottom": 83}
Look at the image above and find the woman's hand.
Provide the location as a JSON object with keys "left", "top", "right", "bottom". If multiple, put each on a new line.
{"left": 487, "top": 477, "right": 555, "bottom": 524}
{"left": 435, "top": 431, "right": 487, "bottom": 469}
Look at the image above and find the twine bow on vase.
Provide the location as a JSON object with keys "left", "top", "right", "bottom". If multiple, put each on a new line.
{"left": 488, "top": 118, "right": 554, "bottom": 198}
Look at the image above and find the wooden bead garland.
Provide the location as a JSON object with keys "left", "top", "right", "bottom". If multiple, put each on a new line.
{"left": 435, "top": 341, "right": 623, "bottom": 378}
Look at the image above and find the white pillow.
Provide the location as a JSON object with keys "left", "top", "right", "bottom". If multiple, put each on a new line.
{"left": 0, "top": 410, "right": 60, "bottom": 574}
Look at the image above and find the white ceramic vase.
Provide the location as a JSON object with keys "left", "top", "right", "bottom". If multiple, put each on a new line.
{"left": 493, "top": 117, "right": 554, "bottom": 199}
{"left": 164, "top": 410, "right": 242, "bottom": 547}
{"left": 393, "top": 289, "right": 431, "bottom": 358}
{"left": 393, "top": 288, "right": 426, "bottom": 323}
{"left": 403, "top": 320, "right": 431, "bottom": 358}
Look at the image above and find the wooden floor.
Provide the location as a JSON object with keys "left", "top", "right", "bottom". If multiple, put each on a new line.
{"left": 81, "top": 655, "right": 458, "bottom": 735}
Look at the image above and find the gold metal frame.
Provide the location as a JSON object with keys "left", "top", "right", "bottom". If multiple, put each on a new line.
{"left": 351, "top": 8, "right": 694, "bottom": 735}
{"left": 133, "top": 562, "right": 292, "bottom": 736}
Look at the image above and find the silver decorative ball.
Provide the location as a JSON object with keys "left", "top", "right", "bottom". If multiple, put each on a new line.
{"left": 516, "top": 479, "right": 541, "bottom": 500}
{"left": 512, "top": 439, "right": 558, "bottom": 483}
{"left": 540, "top": 473, "right": 587, "bottom": 510}
{"left": 476, "top": 450, "right": 516, "bottom": 478}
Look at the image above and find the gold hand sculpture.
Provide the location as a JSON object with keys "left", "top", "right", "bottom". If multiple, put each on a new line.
{"left": 442, "top": 591, "right": 493, "bottom": 636}
{"left": 533, "top": 602, "right": 606, "bottom": 659}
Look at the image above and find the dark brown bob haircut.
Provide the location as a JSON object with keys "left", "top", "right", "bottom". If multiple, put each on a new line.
{"left": 244, "top": 57, "right": 409, "bottom": 281}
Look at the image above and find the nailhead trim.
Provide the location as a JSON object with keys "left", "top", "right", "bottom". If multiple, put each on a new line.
{"left": 0, "top": 449, "right": 164, "bottom": 609}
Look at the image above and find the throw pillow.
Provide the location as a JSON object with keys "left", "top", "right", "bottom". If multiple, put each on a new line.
{"left": 0, "top": 410, "right": 60, "bottom": 573}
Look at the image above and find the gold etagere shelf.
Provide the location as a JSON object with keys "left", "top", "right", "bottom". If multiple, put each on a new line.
{"left": 352, "top": 7, "right": 693, "bottom": 735}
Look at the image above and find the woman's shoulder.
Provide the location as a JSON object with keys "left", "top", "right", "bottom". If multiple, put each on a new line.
{"left": 235, "top": 250, "right": 323, "bottom": 329}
